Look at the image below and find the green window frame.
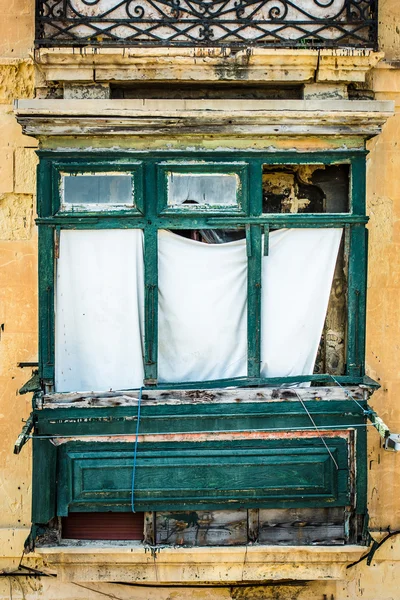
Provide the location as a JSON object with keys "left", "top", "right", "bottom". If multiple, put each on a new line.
{"left": 157, "top": 161, "right": 248, "bottom": 215}
{"left": 36, "top": 150, "right": 369, "bottom": 391}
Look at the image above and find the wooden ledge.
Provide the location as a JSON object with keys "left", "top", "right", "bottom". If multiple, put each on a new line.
{"left": 14, "top": 99, "right": 394, "bottom": 138}
{"left": 36, "top": 543, "right": 367, "bottom": 582}
{"left": 39, "top": 385, "right": 368, "bottom": 409}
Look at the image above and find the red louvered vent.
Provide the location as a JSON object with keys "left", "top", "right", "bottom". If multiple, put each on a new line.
{"left": 62, "top": 512, "right": 144, "bottom": 540}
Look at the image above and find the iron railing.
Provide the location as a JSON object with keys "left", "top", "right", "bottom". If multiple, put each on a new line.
{"left": 35, "top": 0, "right": 377, "bottom": 49}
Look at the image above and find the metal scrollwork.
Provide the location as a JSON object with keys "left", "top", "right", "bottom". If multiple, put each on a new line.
{"left": 313, "top": 0, "right": 335, "bottom": 7}
{"left": 268, "top": 1, "right": 289, "bottom": 20}
{"left": 35, "top": 0, "right": 378, "bottom": 48}
{"left": 126, "top": 1, "right": 146, "bottom": 20}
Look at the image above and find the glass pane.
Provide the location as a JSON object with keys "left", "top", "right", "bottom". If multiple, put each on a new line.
{"left": 62, "top": 174, "right": 134, "bottom": 208}
{"left": 262, "top": 164, "right": 349, "bottom": 213}
{"left": 167, "top": 173, "right": 238, "bottom": 207}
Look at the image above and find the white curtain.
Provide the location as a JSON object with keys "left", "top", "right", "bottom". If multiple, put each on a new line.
{"left": 158, "top": 230, "right": 248, "bottom": 383}
{"left": 55, "top": 228, "right": 342, "bottom": 391}
{"left": 55, "top": 229, "right": 145, "bottom": 392}
{"left": 158, "top": 229, "right": 342, "bottom": 383}
{"left": 260, "top": 228, "right": 342, "bottom": 378}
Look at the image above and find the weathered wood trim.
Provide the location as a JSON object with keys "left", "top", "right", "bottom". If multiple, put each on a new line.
{"left": 247, "top": 509, "right": 259, "bottom": 543}
{"left": 156, "top": 510, "right": 248, "bottom": 546}
{"left": 143, "top": 512, "right": 155, "bottom": 545}
{"left": 40, "top": 386, "right": 369, "bottom": 409}
{"left": 50, "top": 428, "right": 354, "bottom": 445}
{"left": 14, "top": 99, "right": 394, "bottom": 138}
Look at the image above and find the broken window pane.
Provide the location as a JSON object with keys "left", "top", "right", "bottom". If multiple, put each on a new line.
{"left": 174, "top": 228, "right": 245, "bottom": 244}
{"left": 167, "top": 173, "right": 238, "bottom": 208}
{"left": 62, "top": 173, "right": 134, "bottom": 209}
{"left": 314, "top": 238, "right": 347, "bottom": 377}
{"left": 262, "top": 165, "right": 349, "bottom": 213}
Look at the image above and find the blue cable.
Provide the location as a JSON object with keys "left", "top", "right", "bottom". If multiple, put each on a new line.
{"left": 131, "top": 387, "right": 143, "bottom": 513}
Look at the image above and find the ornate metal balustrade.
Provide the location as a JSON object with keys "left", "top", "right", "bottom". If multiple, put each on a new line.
{"left": 35, "top": 0, "right": 377, "bottom": 49}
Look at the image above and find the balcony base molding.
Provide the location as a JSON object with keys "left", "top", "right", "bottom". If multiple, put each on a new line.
{"left": 36, "top": 543, "right": 366, "bottom": 583}
{"left": 14, "top": 99, "right": 394, "bottom": 139}
{"left": 34, "top": 48, "right": 383, "bottom": 86}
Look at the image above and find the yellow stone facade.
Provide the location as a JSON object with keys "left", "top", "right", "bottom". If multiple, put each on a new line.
{"left": 1, "top": 0, "right": 400, "bottom": 598}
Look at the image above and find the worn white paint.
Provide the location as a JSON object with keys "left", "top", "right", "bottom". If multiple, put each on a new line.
{"left": 14, "top": 99, "right": 394, "bottom": 137}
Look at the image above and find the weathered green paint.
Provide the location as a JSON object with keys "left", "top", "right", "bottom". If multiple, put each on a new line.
{"left": 38, "top": 136, "right": 366, "bottom": 152}
{"left": 247, "top": 225, "right": 262, "bottom": 378}
{"left": 38, "top": 226, "right": 55, "bottom": 382}
{"left": 32, "top": 437, "right": 57, "bottom": 524}
{"left": 347, "top": 226, "right": 367, "bottom": 377}
{"left": 35, "top": 150, "right": 369, "bottom": 388}
{"left": 156, "top": 161, "right": 248, "bottom": 216}
{"left": 34, "top": 398, "right": 368, "bottom": 437}
{"left": 31, "top": 148, "right": 371, "bottom": 524}
{"left": 49, "top": 159, "right": 145, "bottom": 215}
{"left": 56, "top": 438, "right": 349, "bottom": 514}
{"left": 36, "top": 159, "right": 52, "bottom": 218}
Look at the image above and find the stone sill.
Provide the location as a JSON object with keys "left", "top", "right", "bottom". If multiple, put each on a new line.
{"left": 34, "top": 47, "right": 384, "bottom": 85}
{"left": 14, "top": 98, "right": 394, "bottom": 138}
{"left": 36, "top": 543, "right": 366, "bottom": 583}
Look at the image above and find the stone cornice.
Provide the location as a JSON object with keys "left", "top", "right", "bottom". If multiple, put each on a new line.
{"left": 14, "top": 99, "right": 394, "bottom": 138}
{"left": 36, "top": 543, "right": 366, "bottom": 583}
{"left": 34, "top": 47, "right": 384, "bottom": 85}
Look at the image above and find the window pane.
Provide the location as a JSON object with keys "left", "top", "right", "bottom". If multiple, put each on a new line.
{"left": 262, "top": 165, "right": 349, "bottom": 213}
{"left": 167, "top": 173, "right": 238, "bottom": 207}
{"left": 62, "top": 173, "right": 134, "bottom": 208}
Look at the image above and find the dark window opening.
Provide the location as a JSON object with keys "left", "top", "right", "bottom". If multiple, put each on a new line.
{"left": 174, "top": 228, "right": 245, "bottom": 244}
{"left": 111, "top": 83, "right": 303, "bottom": 101}
{"left": 314, "top": 238, "right": 347, "bottom": 377}
{"left": 62, "top": 512, "right": 144, "bottom": 541}
{"left": 262, "top": 164, "right": 350, "bottom": 214}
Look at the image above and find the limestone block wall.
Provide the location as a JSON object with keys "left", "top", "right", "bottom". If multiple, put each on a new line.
{"left": 0, "top": 0, "right": 38, "bottom": 574}
{"left": 0, "top": 0, "right": 400, "bottom": 599}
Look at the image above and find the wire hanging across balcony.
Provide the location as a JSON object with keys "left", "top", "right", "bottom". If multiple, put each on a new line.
{"left": 35, "top": 0, "right": 378, "bottom": 49}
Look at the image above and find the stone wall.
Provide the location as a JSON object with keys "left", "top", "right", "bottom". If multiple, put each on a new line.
{"left": 1, "top": 0, "right": 400, "bottom": 598}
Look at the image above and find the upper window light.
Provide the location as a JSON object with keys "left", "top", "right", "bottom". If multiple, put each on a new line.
{"left": 61, "top": 173, "right": 134, "bottom": 211}
{"left": 262, "top": 164, "right": 350, "bottom": 214}
{"left": 158, "top": 163, "right": 248, "bottom": 214}
{"left": 167, "top": 173, "right": 238, "bottom": 207}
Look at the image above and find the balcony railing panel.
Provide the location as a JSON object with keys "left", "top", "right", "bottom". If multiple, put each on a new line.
{"left": 36, "top": 0, "right": 377, "bottom": 48}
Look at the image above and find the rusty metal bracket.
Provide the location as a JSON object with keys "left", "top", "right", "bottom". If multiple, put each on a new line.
{"left": 14, "top": 414, "right": 34, "bottom": 455}
{"left": 366, "top": 406, "right": 400, "bottom": 451}
{"left": 19, "top": 370, "right": 41, "bottom": 395}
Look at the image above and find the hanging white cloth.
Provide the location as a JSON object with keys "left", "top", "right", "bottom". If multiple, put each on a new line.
{"left": 55, "top": 227, "right": 342, "bottom": 391}
{"left": 55, "top": 229, "right": 145, "bottom": 392}
{"left": 158, "top": 228, "right": 342, "bottom": 383}
{"left": 158, "top": 230, "right": 248, "bottom": 383}
{"left": 260, "top": 228, "right": 342, "bottom": 378}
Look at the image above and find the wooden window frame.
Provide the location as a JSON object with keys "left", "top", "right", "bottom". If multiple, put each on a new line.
{"left": 36, "top": 150, "right": 371, "bottom": 391}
